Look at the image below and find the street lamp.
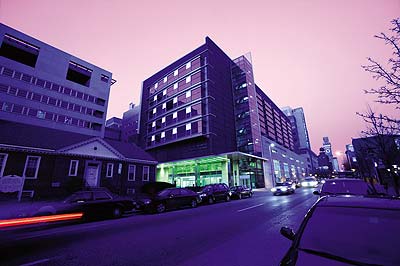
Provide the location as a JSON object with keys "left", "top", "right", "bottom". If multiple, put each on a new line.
{"left": 269, "top": 143, "right": 275, "bottom": 185}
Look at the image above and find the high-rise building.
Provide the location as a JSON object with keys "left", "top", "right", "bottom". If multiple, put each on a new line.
{"left": 281, "top": 106, "right": 316, "bottom": 174}
{"left": 281, "top": 107, "right": 311, "bottom": 151}
{"left": 323, "top": 137, "right": 333, "bottom": 162}
{"left": 0, "top": 23, "right": 115, "bottom": 137}
{"left": 139, "top": 37, "right": 309, "bottom": 188}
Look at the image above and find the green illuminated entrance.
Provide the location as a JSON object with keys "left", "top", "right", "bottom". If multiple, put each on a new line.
{"left": 157, "top": 153, "right": 266, "bottom": 188}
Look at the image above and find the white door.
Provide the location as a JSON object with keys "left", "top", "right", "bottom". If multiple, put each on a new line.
{"left": 85, "top": 163, "right": 99, "bottom": 187}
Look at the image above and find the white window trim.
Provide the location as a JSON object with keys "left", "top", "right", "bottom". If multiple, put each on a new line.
{"left": 173, "top": 112, "right": 177, "bottom": 119}
{"left": 155, "top": 82, "right": 158, "bottom": 89}
{"left": 172, "top": 128, "right": 177, "bottom": 134}
{"left": 163, "top": 77, "right": 168, "bottom": 83}
{"left": 142, "top": 166, "right": 150, "bottom": 181}
{"left": 153, "top": 108, "right": 156, "bottom": 114}
{"left": 0, "top": 153, "right": 8, "bottom": 177}
{"left": 186, "top": 62, "right": 191, "bottom": 69}
{"left": 106, "top": 163, "right": 114, "bottom": 178}
{"left": 186, "top": 106, "right": 191, "bottom": 114}
{"left": 161, "top": 117, "right": 166, "bottom": 123}
{"left": 162, "top": 103, "right": 166, "bottom": 109}
{"left": 186, "top": 76, "right": 191, "bottom": 83}
{"left": 128, "top": 164, "right": 136, "bottom": 181}
{"left": 163, "top": 89, "right": 167, "bottom": 95}
{"left": 161, "top": 132, "right": 165, "bottom": 138}
{"left": 23, "top": 156, "right": 41, "bottom": 179}
{"left": 173, "top": 97, "right": 177, "bottom": 104}
{"left": 186, "top": 123, "right": 191, "bottom": 130}
{"left": 174, "top": 83, "right": 178, "bottom": 89}
{"left": 68, "top": 160, "right": 79, "bottom": 176}
{"left": 174, "top": 70, "right": 178, "bottom": 76}
{"left": 186, "top": 90, "right": 191, "bottom": 98}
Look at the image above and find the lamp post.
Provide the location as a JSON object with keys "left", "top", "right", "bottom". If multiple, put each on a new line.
{"left": 269, "top": 143, "right": 275, "bottom": 185}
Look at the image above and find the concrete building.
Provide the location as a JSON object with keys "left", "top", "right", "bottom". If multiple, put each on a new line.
{"left": 322, "top": 137, "right": 334, "bottom": 162}
{"left": 139, "top": 37, "right": 309, "bottom": 188}
{"left": 0, "top": 23, "right": 115, "bottom": 137}
{"left": 345, "top": 144, "right": 358, "bottom": 170}
{"left": 352, "top": 135, "right": 400, "bottom": 188}
{"left": 122, "top": 103, "right": 140, "bottom": 143}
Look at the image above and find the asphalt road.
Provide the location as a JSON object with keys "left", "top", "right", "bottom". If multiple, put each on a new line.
{"left": 0, "top": 187, "right": 319, "bottom": 266}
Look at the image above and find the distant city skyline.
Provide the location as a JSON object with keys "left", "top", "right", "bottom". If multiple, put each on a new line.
{"left": 1, "top": 0, "right": 399, "bottom": 153}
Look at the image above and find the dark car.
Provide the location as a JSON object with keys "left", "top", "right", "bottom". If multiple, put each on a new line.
{"left": 230, "top": 185, "right": 253, "bottom": 199}
{"left": 198, "top": 183, "right": 231, "bottom": 204}
{"left": 313, "top": 178, "right": 381, "bottom": 197}
{"left": 280, "top": 195, "right": 400, "bottom": 265}
{"left": 35, "top": 189, "right": 135, "bottom": 220}
{"left": 271, "top": 182, "right": 295, "bottom": 195}
{"left": 136, "top": 188, "right": 200, "bottom": 213}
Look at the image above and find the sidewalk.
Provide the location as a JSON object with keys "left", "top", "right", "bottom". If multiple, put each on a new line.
{"left": 0, "top": 199, "right": 59, "bottom": 220}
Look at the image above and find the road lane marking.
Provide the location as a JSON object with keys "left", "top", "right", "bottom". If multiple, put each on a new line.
{"left": 20, "top": 257, "right": 53, "bottom": 266}
{"left": 16, "top": 223, "right": 109, "bottom": 241}
{"left": 237, "top": 203, "right": 264, "bottom": 212}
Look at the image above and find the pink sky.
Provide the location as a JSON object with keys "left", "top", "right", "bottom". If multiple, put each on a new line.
{"left": 1, "top": 0, "right": 399, "bottom": 154}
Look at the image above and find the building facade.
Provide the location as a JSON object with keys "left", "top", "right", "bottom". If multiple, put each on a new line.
{"left": 139, "top": 37, "right": 310, "bottom": 188}
{"left": 0, "top": 23, "right": 114, "bottom": 137}
{"left": 122, "top": 103, "right": 140, "bottom": 143}
{"left": 352, "top": 135, "right": 400, "bottom": 188}
{"left": 0, "top": 121, "right": 157, "bottom": 198}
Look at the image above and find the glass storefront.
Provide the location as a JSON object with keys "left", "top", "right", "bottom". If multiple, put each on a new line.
{"left": 157, "top": 153, "right": 266, "bottom": 188}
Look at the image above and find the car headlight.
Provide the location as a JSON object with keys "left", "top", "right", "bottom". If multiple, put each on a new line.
{"left": 301, "top": 182, "right": 307, "bottom": 186}
{"left": 143, "top": 199, "right": 151, "bottom": 205}
{"left": 200, "top": 193, "right": 207, "bottom": 197}
{"left": 281, "top": 187, "right": 288, "bottom": 192}
{"left": 311, "top": 181, "right": 318, "bottom": 186}
{"left": 271, "top": 188, "right": 277, "bottom": 192}
{"left": 321, "top": 180, "right": 326, "bottom": 184}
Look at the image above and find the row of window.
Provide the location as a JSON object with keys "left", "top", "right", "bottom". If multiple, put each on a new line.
{"left": 147, "top": 120, "right": 203, "bottom": 147}
{"left": 147, "top": 103, "right": 202, "bottom": 134}
{"left": 0, "top": 153, "right": 151, "bottom": 182}
{"left": 68, "top": 160, "right": 150, "bottom": 181}
{"left": 148, "top": 57, "right": 202, "bottom": 95}
{"left": 1, "top": 34, "right": 111, "bottom": 87}
{"left": 0, "top": 101, "right": 102, "bottom": 131}
{"left": 0, "top": 83, "right": 104, "bottom": 119}
{"left": 148, "top": 86, "right": 202, "bottom": 120}
{"left": 0, "top": 153, "right": 40, "bottom": 179}
{"left": 0, "top": 65, "right": 106, "bottom": 106}
{"left": 149, "top": 72, "right": 202, "bottom": 106}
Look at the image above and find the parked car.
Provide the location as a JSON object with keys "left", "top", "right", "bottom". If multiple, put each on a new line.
{"left": 313, "top": 178, "right": 376, "bottom": 197}
{"left": 135, "top": 188, "right": 200, "bottom": 213}
{"left": 140, "top": 181, "right": 175, "bottom": 195}
{"left": 280, "top": 195, "right": 400, "bottom": 265}
{"left": 35, "top": 189, "right": 135, "bottom": 220}
{"left": 271, "top": 182, "right": 295, "bottom": 195}
{"left": 230, "top": 185, "right": 253, "bottom": 199}
{"left": 300, "top": 177, "right": 319, "bottom": 188}
{"left": 198, "top": 183, "right": 231, "bottom": 204}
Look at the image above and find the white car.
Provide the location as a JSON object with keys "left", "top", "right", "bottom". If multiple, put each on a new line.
{"left": 301, "top": 177, "right": 318, "bottom": 188}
